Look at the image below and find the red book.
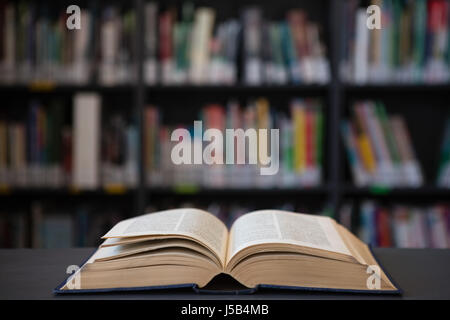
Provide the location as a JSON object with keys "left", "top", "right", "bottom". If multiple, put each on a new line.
{"left": 205, "top": 104, "right": 225, "bottom": 130}
{"left": 377, "top": 208, "right": 392, "bottom": 247}
{"left": 305, "top": 105, "right": 314, "bottom": 168}
{"left": 428, "top": 0, "right": 447, "bottom": 33}
{"left": 144, "top": 107, "right": 159, "bottom": 169}
{"left": 287, "top": 9, "right": 309, "bottom": 58}
{"left": 159, "top": 11, "right": 173, "bottom": 62}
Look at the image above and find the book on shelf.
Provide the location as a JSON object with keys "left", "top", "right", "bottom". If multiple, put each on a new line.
{"left": 241, "top": 7, "right": 330, "bottom": 85}
{"left": 145, "top": 3, "right": 330, "bottom": 85}
{"left": 0, "top": 210, "right": 27, "bottom": 248}
{"left": 0, "top": 2, "right": 136, "bottom": 85}
{"left": 341, "top": 101, "right": 423, "bottom": 187}
{"left": 0, "top": 100, "right": 68, "bottom": 188}
{"left": 55, "top": 208, "right": 399, "bottom": 294}
{"left": 0, "top": 93, "right": 137, "bottom": 189}
{"left": 0, "top": 199, "right": 330, "bottom": 248}
{"left": 144, "top": 98, "right": 324, "bottom": 188}
{"left": 27, "top": 201, "right": 126, "bottom": 249}
{"left": 73, "top": 93, "right": 101, "bottom": 189}
{"left": 437, "top": 117, "right": 450, "bottom": 187}
{"left": 149, "top": 3, "right": 239, "bottom": 85}
{"left": 0, "top": 1, "right": 330, "bottom": 86}
{"left": 340, "top": 201, "right": 450, "bottom": 248}
{"left": 341, "top": 0, "right": 450, "bottom": 84}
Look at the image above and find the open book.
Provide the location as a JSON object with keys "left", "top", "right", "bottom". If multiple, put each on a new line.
{"left": 56, "top": 209, "right": 399, "bottom": 294}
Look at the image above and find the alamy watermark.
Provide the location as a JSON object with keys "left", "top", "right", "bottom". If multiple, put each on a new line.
{"left": 366, "top": 265, "right": 381, "bottom": 290}
{"left": 65, "top": 265, "right": 81, "bottom": 289}
{"left": 66, "top": 5, "right": 81, "bottom": 30}
{"left": 367, "top": 5, "right": 382, "bottom": 30}
{"left": 171, "top": 121, "right": 280, "bottom": 176}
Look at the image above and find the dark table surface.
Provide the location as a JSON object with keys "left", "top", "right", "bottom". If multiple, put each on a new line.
{"left": 0, "top": 248, "right": 449, "bottom": 300}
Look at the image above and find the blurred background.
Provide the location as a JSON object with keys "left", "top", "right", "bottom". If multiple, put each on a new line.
{"left": 0, "top": 0, "right": 449, "bottom": 249}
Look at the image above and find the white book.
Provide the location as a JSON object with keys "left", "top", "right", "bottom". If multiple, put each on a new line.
{"left": 73, "top": 93, "right": 101, "bottom": 189}
{"left": 393, "top": 207, "right": 410, "bottom": 248}
{"left": 245, "top": 58, "right": 263, "bottom": 85}
{"left": 353, "top": 9, "right": 369, "bottom": 84}
{"left": 145, "top": 58, "right": 158, "bottom": 85}
{"left": 409, "top": 210, "right": 428, "bottom": 248}
{"left": 242, "top": 8, "right": 262, "bottom": 85}
{"left": 189, "top": 8, "right": 215, "bottom": 84}
{"left": 72, "top": 10, "right": 91, "bottom": 84}
{"left": 427, "top": 208, "right": 448, "bottom": 248}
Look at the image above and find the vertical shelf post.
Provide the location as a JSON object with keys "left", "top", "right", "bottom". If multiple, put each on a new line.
{"left": 135, "top": 0, "right": 146, "bottom": 215}
{"left": 328, "top": 0, "right": 344, "bottom": 219}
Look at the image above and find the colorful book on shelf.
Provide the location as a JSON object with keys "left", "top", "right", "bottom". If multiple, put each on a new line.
{"left": 55, "top": 208, "right": 400, "bottom": 294}
{"left": 343, "top": 101, "right": 423, "bottom": 187}
{"left": 342, "top": 0, "right": 450, "bottom": 84}
{"left": 144, "top": 2, "right": 158, "bottom": 85}
{"left": 355, "top": 201, "right": 450, "bottom": 248}
{"left": 143, "top": 98, "right": 323, "bottom": 188}
{"left": 437, "top": 117, "right": 450, "bottom": 187}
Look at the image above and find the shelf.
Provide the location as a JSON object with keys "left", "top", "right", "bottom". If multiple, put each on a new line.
{"left": 145, "top": 84, "right": 329, "bottom": 94}
{"left": 341, "top": 185, "right": 450, "bottom": 198}
{"left": 4, "top": 83, "right": 449, "bottom": 94}
{"left": 344, "top": 83, "right": 450, "bottom": 93}
{"left": 147, "top": 186, "right": 331, "bottom": 196}
{"left": 3, "top": 185, "right": 449, "bottom": 198}
{"left": 0, "top": 187, "right": 136, "bottom": 197}
{"left": 0, "top": 84, "right": 134, "bottom": 94}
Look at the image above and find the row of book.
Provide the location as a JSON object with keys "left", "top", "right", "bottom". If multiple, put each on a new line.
{"left": 0, "top": 1, "right": 330, "bottom": 85}
{"left": 0, "top": 100, "right": 70, "bottom": 187}
{"left": 341, "top": 0, "right": 450, "bottom": 84}
{"left": 144, "top": 2, "right": 239, "bottom": 85}
{"left": 238, "top": 7, "right": 329, "bottom": 85}
{"left": 340, "top": 201, "right": 450, "bottom": 248}
{"left": 0, "top": 1, "right": 137, "bottom": 85}
{"left": 0, "top": 202, "right": 125, "bottom": 248}
{"left": 341, "top": 101, "right": 423, "bottom": 187}
{"left": 437, "top": 117, "right": 450, "bottom": 187}
{"left": 144, "top": 98, "right": 324, "bottom": 188}
{"left": 0, "top": 201, "right": 330, "bottom": 248}
{"left": 0, "top": 94, "right": 138, "bottom": 188}
{"left": 8, "top": 199, "right": 450, "bottom": 248}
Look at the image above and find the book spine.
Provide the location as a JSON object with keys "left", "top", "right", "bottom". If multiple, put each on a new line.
{"left": 72, "top": 93, "right": 101, "bottom": 189}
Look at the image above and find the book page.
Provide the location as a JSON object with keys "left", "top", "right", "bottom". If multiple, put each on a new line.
{"left": 94, "top": 238, "right": 221, "bottom": 267}
{"left": 227, "top": 210, "right": 351, "bottom": 261}
{"left": 102, "top": 208, "right": 228, "bottom": 265}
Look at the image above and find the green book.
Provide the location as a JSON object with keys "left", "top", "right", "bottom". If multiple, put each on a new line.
{"left": 413, "top": 0, "right": 426, "bottom": 69}
{"left": 269, "top": 23, "right": 284, "bottom": 69}
{"left": 375, "top": 102, "right": 400, "bottom": 165}
{"left": 391, "top": 0, "right": 401, "bottom": 68}
{"left": 438, "top": 118, "right": 450, "bottom": 182}
{"left": 281, "top": 117, "right": 293, "bottom": 172}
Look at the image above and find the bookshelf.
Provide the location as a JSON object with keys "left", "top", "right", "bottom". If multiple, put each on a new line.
{"left": 0, "top": 0, "right": 449, "bottom": 248}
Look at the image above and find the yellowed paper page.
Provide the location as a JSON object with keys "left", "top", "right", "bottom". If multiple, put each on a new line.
{"left": 102, "top": 208, "right": 228, "bottom": 264}
{"left": 228, "top": 210, "right": 351, "bottom": 261}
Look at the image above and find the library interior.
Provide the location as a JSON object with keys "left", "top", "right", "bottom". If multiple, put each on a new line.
{"left": 0, "top": 0, "right": 449, "bottom": 301}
